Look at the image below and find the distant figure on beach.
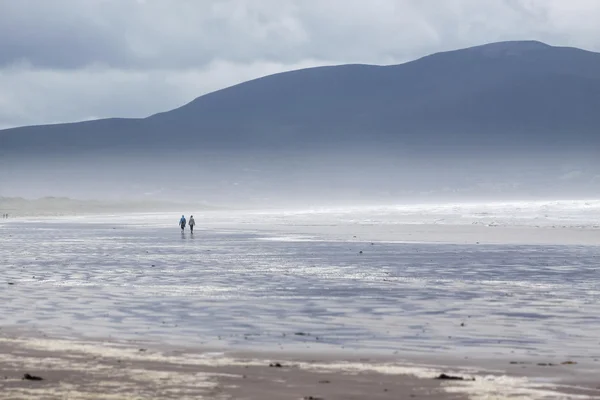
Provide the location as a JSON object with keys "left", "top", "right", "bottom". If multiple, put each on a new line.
{"left": 179, "top": 215, "right": 186, "bottom": 231}
{"left": 189, "top": 215, "right": 195, "bottom": 233}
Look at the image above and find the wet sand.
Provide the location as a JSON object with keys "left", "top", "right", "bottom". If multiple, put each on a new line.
{"left": 242, "top": 222, "right": 600, "bottom": 246}
{"left": 1, "top": 334, "right": 598, "bottom": 400}
{"left": 0, "top": 336, "right": 465, "bottom": 400}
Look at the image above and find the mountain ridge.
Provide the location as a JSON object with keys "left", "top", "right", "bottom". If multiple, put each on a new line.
{"left": 2, "top": 40, "right": 600, "bottom": 155}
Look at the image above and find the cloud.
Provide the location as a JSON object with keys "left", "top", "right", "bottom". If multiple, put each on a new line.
{"left": 1, "top": 0, "right": 600, "bottom": 128}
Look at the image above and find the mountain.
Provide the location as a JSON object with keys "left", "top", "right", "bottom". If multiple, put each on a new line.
{"left": 2, "top": 40, "right": 600, "bottom": 155}
{"left": 1, "top": 40, "right": 599, "bottom": 203}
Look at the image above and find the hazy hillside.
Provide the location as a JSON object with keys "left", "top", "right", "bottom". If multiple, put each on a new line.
{"left": 1, "top": 40, "right": 599, "bottom": 204}
{"left": 2, "top": 40, "right": 600, "bottom": 154}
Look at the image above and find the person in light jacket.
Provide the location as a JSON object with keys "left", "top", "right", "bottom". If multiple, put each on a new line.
{"left": 189, "top": 215, "right": 196, "bottom": 233}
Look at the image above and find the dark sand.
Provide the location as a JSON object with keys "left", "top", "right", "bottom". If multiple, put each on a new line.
{"left": 0, "top": 339, "right": 465, "bottom": 400}
{"left": 1, "top": 334, "right": 599, "bottom": 400}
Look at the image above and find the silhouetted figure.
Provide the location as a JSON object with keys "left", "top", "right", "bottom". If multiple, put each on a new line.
{"left": 189, "top": 215, "right": 195, "bottom": 233}
{"left": 179, "top": 215, "right": 186, "bottom": 231}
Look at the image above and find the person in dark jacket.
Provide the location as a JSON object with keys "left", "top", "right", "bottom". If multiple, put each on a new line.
{"left": 179, "top": 215, "right": 186, "bottom": 231}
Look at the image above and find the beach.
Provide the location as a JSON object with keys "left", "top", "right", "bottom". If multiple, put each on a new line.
{"left": 0, "top": 333, "right": 468, "bottom": 400}
{"left": 1, "top": 200, "right": 599, "bottom": 398}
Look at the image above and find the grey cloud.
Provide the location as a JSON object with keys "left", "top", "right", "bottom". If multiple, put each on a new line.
{"left": 3, "top": 0, "right": 600, "bottom": 70}
{"left": 0, "top": 0, "right": 131, "bottom": 69}
{"left": 0, "top": 0, "right": 313, "bottom": 69}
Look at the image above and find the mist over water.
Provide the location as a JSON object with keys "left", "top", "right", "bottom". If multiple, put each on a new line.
{"left": 2, "top": 146, "right": 599, "bottom": 209}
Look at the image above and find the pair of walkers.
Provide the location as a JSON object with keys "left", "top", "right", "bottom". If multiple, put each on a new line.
{"left": 179, "top": 215, "right": 196, "bottom": 233}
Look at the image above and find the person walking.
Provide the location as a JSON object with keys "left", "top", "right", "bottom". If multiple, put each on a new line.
{"left": 179, "top": 215, "right": 186, "bottom": 231}
{"left": 189, "top": 215, "right": 195, "bottom": 233}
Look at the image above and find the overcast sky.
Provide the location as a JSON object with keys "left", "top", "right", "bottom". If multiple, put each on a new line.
{"left": 1, "top": 0, "right": 600, "bottom": 129}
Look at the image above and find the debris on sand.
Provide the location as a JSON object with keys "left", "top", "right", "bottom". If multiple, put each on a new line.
{"left": 435, "top": 373, "right": 474, "bottom": 381}
{"left": 22, "top": 373, "right": 43, "bottom": 381}
{"left": 303, "top": 397, "right": 324, "bottom": 400}
{"left": 561, "top": 361, "right": 577, "bottom": 365}
{"left": 269, "top": 362, "right": 283, "bottom": 368}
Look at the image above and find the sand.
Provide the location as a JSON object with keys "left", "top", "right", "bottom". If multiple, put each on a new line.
{"left": 0, "top": 333, "right": 598, "bottom": 400}
{"left": 0, "top": 336, "right": 465, "bottom": 400}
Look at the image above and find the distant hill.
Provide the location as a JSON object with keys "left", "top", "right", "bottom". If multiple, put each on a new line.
{"left": 2, "top": 40, "right": 600, "bottom": 155}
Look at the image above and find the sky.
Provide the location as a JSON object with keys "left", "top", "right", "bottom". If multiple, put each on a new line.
{"left": 1, "top": 0, "right": 600, "bottom": 130}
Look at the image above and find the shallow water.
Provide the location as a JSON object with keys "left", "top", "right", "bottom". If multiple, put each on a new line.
{"left": 1, "top": 205, "right": 599, "bottom": 361}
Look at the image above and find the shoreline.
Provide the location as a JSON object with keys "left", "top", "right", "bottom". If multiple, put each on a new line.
{"left": 1, "top": 331, "right": 598, "bottom": 400}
